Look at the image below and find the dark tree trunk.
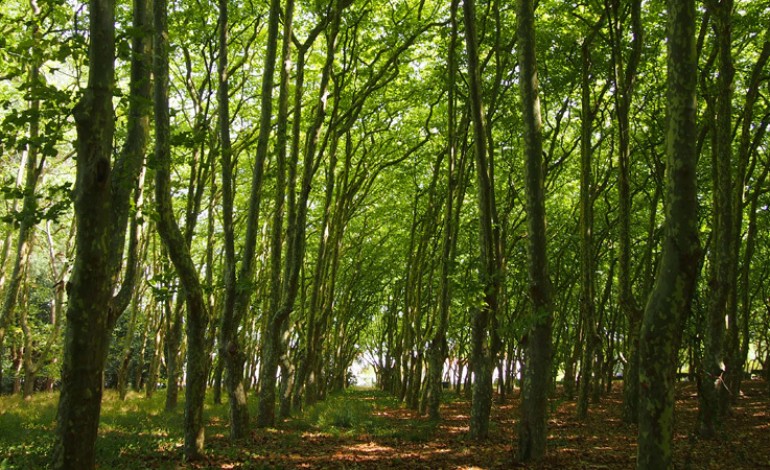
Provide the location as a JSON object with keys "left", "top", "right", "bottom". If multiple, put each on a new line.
{"left": 154, "top": 0, "right": 209, "bottom": 458}
{"left": 700, "top": 0, "right": 734, "bottom": 437}
{"left": 637, "top": 0, "right": 700, "bottom": 467}
{"left": 516, "top": 0, "right": 554, "bottom": 462}
{"left": 217, "top": 0, "right": 251, "bottom": 437}
{"left": 52, "top": 0, "right": 150, "bottom": 464}
{"left": 576, "top": 38, "right": 596, "bottom": 421}
{"left": 462, "top": 0, "right": 501, "bottom": 441}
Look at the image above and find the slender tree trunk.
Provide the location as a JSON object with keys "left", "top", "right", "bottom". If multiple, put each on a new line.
{"left": 428, "top": 0, "right": 460, "bottom": 420}
{"left": 118, "top": 282, "right": 143, "bottom": 400}
{"left": 699, "top": 0, "right": 734, "bottom": 436}
{"left": 576, "top": 39, "right": 596, "bottom": 421}
{"left": 637, "top": 0, "right": 700, "bottom": 467}
{"left": 154, "top": 0, "right": 209, "bottom": 458}
{"left": 606, "top": 0, "right": 644, "bottom": 425}
{"left": 463, "top": 0, "right": 501, "bottom": 440}
{"left": 726, "top": 27, "right": 770, "bottom": 404}
{"left": 257, "top": 0, "right": 297, "bottom": 426}
{"left": 0, "top": 159, "right": 27, "bottom": 394}
{"left": 146, "top": 295, "right": 164, "bottom": 398}
{"left": 0, "top": 0, "right": 45, "bottom": 398}
{"left": 217, "top": 0, "right": 249, "bottom": 438}
{"left": 516, "top": 0, "right": 553, "bottom": 462}
{"left": 164, "top": 300, "right": 183, "bottom": 411}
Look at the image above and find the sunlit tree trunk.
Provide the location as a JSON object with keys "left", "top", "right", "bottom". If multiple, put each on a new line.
{"left": 258, "top": 0, "right": 297, "bottom": 426}
{"left": 427, "top": 0, "right": 460, "bottom": 420}
{"left": 217, "top": 0, "right": 249, "bottom": 438}
{"left": 52, "top": 0, "right": 150, "bottom": 463}
{"left": 0, "top": 0, "right": 45, "bottom": 398}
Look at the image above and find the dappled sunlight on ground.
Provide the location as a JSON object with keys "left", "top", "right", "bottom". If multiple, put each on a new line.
{"left": 2, "top": 381, "right": 769, "bottom": 468}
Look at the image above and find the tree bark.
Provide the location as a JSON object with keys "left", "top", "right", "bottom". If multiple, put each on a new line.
{"left": 428, "top": 0, "right": 461, "bottom": 420}
{"left": 637, "top": 0, "right": 700, "bottom": 467}
{"left": 516, "top": 0, "right": 553, "bottom": 462}
{"left": 605, "top": 0, "right": 644, "bottom": 425}
{"left": 725, "top": 26, "right": 770, "bottom": 404}
{"left": 257, "top": 0, "right": 298, "bottom": 426}
{"left": 217, "top": 0, "right": 249, "bottom": 438}
{"left": 699, "top": 0, "right": 734, "bottom": 437}
{"left": 463, "top": 0, "right": 501, "bottom": 441}
{"left": 576, "top": 38, "right": 596, "bottom": 421}
{"left": 52, "top": 0, "right": 150, "bottom": 463}
{"left": 153, "top": 0, "right": 209, "bottom": 459}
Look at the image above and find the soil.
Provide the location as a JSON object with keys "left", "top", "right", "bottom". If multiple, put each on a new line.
{"left": 176, "top": 379, "right": 770, "bottom": 469}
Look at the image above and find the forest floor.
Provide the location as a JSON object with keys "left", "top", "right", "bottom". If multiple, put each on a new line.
{"left": 0, "top": 379, "right": 768, "bottom": 469}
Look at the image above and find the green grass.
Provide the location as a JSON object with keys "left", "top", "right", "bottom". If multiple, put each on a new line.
{"left": 0, "top": 391, "right": 58, "bottom": 469}
{"left": 289, "top": 389, "right": 438, "bottom": 442}
{"left": 0, "top": 390, "right": 219, "bottom": 469}
{"left": 0, "top": 388, "right": 437, "bottom": 468}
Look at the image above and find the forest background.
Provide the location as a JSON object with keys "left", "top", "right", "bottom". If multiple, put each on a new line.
{"left": 0, "top": 0, "right": 769, "bottom": 468}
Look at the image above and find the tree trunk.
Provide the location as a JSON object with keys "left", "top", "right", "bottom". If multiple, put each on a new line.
{"left": 217, "top": 0, "right": 249, "bottom": 438}
{"left": 427, "top": 0, "right": 461, "bottom": 421}
{"left": 463, "top": 0, "right": 501, "bottom": 441}
{"left": 53, "top": 0, "right": 150, "bottom": 462}
{"left": 699, "top": 0, "right": 734, "bottom": 437}
{"left": 154, "top": 0, "right": 209, "bottom": 458}
{"left": 516, "top": 0, "right": 553, "bottom": 462}
{"left": 164, "top": 301, "right": 183, "bottom": 411}
{"left": 576, "top": 38, "right": 596, "bottom": 421}
{"left": 637, "top": 0, "right": 700, "bottom": 467}
{"left": 118, "top": 286, "right": 141, "bottom": 400}
{"left": 0, "top": 0, "right": 45, "bottom": 399}
{"left": 726, "top": 26, "right": 770, "bottom": 405}
{"left": 606, "top": 0, "right": 644, "bottom": 425}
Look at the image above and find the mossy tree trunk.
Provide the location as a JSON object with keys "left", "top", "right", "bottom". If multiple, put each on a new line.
{"left": 52, "top": 0, "right": 150, "bottom": 464}
{"left": 699, "top": 0, "right": 734, "bottom": 437}
{"left": 217, "top": 0, "right": 250, "bottom": 438}
{"left": 427, "top": 0, "right": 461, "bottom": 420}
{"left": 637, "top": 0, "right": 700, "bottom": 468}
{"left": 462, "top": 0, "right": 501, "bottom": 441}
{"left": 516, "top": 0, "right": 553, "bottom": 462}
{"left": 153, "top": 0, "right": 209, "bottom": 459}
{"left": 725, "top": 24, "right": 770, "bottom": 405}
{"left": 576, "top": 37, "right": 596, "bottom": 421}
{"left": 606, "top": 0, "right": 644, "bottom": 425}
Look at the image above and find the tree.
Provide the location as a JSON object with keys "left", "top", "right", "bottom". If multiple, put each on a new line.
{"left": 637, "top": 0, "right": 700, "bottom": 467}
{"left": 153, "top": 0, "right": 209, "bottom": 458}
{"left": 699, "top": 0, "right": 734, "bottom": 436}
{"left": 462, "top": 0, "right": 502, "bottom": 440}
{"left": 427, "top": 0, "right": 462, "bottom": 421}
{"left": 51, "top": 0, "right": 150, "bottom": 464}
{"left": 516, "top": 0, "right": 553, "bottom": 461}
{"left": 604, "top": 0, "right": 645, "bottom": 425}
{"left": 576, "top": 30, "right": 597, "bottom": 421}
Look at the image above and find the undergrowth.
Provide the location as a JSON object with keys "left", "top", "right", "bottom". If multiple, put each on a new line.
{"left": 0, "top": 387, "right": 439, "bottom": 469}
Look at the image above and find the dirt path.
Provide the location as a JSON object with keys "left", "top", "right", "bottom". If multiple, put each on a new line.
{"left": 182, "top": 380, "right": 769, "bottom": 469}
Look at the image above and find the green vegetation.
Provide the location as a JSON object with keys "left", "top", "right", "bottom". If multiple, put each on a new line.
{"left": 0, "top": 389, "right": 444, "bottom": 468}
{"left": 1, "top": 0, "right": 770, "bottom": 468}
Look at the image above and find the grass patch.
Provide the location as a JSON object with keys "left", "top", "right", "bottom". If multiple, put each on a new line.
{"left": 298, "top": 389, "right": 382, "bottom": 436}
{"left": 0, "top": 391, "right": 58, "bottom": 469}
{"left": 1, "top": 387, "right": 439, "bottom": 468}
{"left": 289, "top": 389, "right": 438, "bottom": 442}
